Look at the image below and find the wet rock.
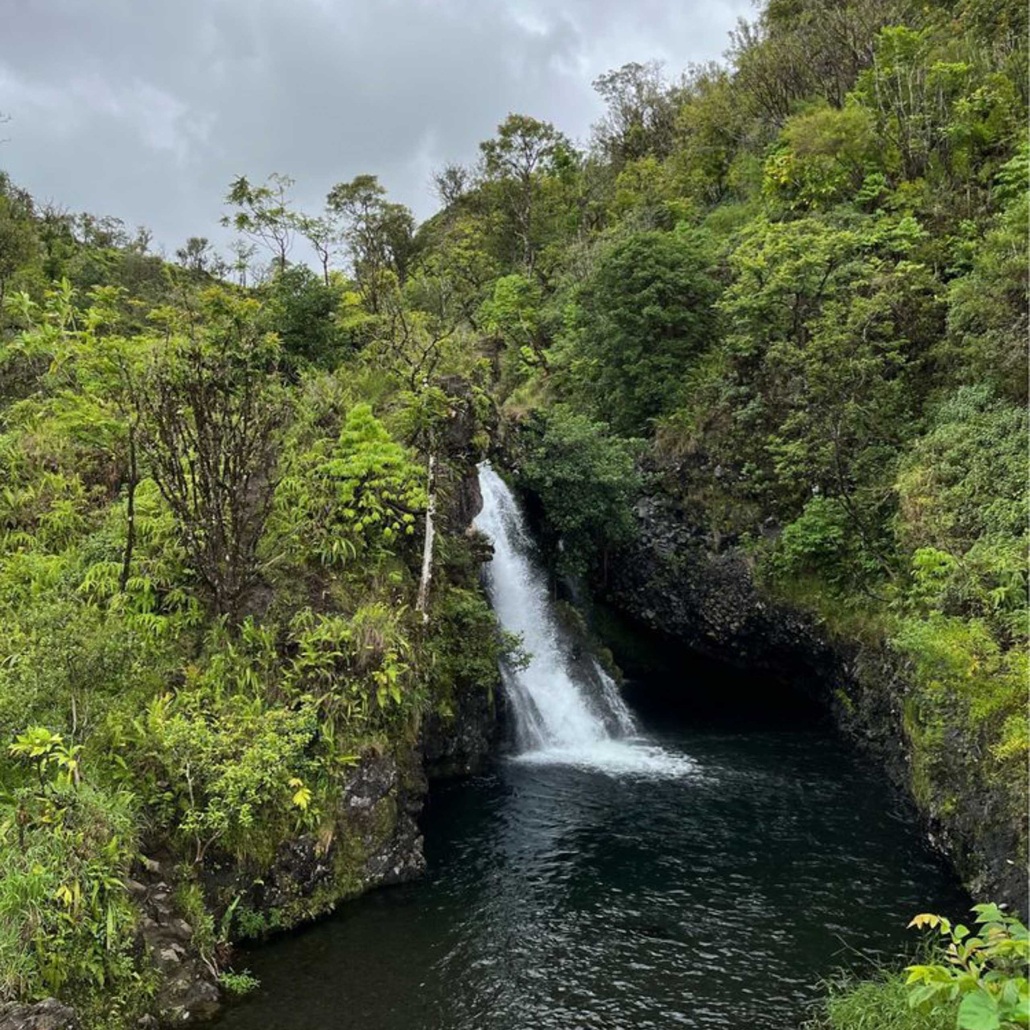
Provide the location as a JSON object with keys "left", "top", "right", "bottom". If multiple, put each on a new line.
{"left": 225, "top": 747, "right": 428, "bottom": 933}
{"left": 161, "top": 972, "right": 220, "bottom": 1021}
{"left": 133, "top": 858, "right": 222, "bottom": 1025}
{"left": 607, "top": 494, "right": 835, "bottom": 685}
{"left": 251, "top": 833, "right": 336, "bottom": 915}
{"left": 339, "top": 751, "right": 427, "bottom": 889}
{"left": 606, "top": 492, "right": 1028, "bottom": 915}
{"left": 423, "top": 436, "right": 502, "bottom": 780}
{"left": 435, "top": 375, "right": 491, "bottom": 535}
{"left": 0, "top": 1001, "right": 79, "bottom": 1030}
{"left": 422, "top": 678, "right": 499, "bottom": 779}
{"left": 166, "top": 918, "right": 193, "bottom": 941}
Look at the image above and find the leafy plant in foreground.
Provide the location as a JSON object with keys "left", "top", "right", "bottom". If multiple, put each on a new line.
{"left": 906, "top": 905, "right": 1029, "bottom": 1029}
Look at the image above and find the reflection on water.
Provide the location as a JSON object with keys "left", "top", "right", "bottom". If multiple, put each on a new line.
{"left": 216, "top": 720, "right": 966, "bottom": 1030}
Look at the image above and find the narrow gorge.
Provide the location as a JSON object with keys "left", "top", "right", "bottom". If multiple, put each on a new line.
{"left": 210, "top": 466, "right": 969, "bottom": 1030}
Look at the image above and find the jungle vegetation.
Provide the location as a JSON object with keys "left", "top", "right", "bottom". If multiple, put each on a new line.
{"left": 0, "top": 0, "right": 1026, "bottom": 1025}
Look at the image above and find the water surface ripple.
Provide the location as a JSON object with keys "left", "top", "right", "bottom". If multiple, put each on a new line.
{"left": 216, "top": 723, "right": 966, "bottom": 1030}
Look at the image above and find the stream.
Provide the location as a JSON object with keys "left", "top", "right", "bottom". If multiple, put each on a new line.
{"left": 215, "top": 466, "right": 966, "bottom": 1030}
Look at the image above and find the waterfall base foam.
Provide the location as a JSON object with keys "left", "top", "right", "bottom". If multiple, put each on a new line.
{"left": 511, "top": 738, "right": 700, "bottom": 778}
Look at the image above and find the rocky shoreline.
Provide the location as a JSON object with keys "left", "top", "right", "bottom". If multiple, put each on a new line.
{"left": 0, "top": 691, "right": 500, "bottom": 1030}
{"left": 603, "top": 493, "right": 1028, "bottom": 916}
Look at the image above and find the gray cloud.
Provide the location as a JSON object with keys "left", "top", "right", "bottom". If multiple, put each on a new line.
{"left": 1, "top": 0, "right": 751, "bottom": 256}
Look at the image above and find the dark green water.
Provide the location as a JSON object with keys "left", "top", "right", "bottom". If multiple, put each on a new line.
{"left": 215, "top": 692, "right": 966, "bottom": 1030}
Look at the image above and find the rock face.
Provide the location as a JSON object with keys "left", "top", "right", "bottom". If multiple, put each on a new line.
{"left": 207, "top": 747, "right": 429, "bottom": 935}
{"left": 0, "top": 1001, "right": 80, "bottom": 1030}
{"left": 423, "top": 415, "right": 500, "bottom": 780}
{"left": 132, "top": 745, "right": 429, "bottom": 1027}
{"left": 436, "top": 375, "right": 489, "bottom": 538}
{"left": 606, "top": 494, "right": 1028, "bottom": 916}
{"left": 422, "top": 679, "right": 499, "bottom": 779}
{"left": 607, "top": 496, "right": 836, "bottom": 682}
{"left": 832, "top": 645, "right": 1028, "bottom": 914}
{"left": 131, "top": 862, "right": 221, "bottom": 1024}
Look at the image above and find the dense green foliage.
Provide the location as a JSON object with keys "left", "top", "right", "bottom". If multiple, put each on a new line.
{"left": 0, "top": 157, "right": 504, "bottom": 1021}
{"left": 0, "top": 0, "right": 1025, "bottom": 1022}
{"left": 513, "top": 406, "right": 641, "bottom": 575}
{"left": 554, "top": 230, "right": 719, "bottom": 434}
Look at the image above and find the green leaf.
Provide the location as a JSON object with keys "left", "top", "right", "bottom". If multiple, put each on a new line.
{"left": 908, "top": 983, "right": 944, "bottom": 1008}
{"left": 1008, "top": 993, "right": 1030, "bottom": 1027}
{"left": 973, "top": 904, "right": 1008, "bottom": 925}
{"left": 957, "top": 989, "right": 1000, "bottom": 1030}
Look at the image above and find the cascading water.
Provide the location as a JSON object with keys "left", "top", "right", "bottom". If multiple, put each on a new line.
{"left": 473, "top": 463, "right": 694, "bottom": 776}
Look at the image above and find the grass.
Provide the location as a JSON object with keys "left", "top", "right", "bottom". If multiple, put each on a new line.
{"left": 806, "top": 971, "right": 958, "bottom": 1030}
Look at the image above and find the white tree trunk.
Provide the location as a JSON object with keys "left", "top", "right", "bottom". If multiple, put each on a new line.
{"left": 416, "top": 454, "right": 436, "bottom": 622}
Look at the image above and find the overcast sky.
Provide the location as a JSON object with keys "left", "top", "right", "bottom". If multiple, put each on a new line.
{"left": 1, "top": 0, "right": 752, "bottom": 256}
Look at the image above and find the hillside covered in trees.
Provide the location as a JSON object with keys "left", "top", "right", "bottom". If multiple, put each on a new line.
{"left": 0, "top": 0, "right": 1026, "bottom": 1026}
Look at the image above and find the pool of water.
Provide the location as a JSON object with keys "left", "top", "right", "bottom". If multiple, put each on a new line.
{"left": 215, "top": 705, "right": 966, "bottom": 1030}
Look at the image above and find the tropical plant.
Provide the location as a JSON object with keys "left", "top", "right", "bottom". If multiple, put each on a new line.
{"left": 905, "top": 906, "right": 1029, "bottom": 1030}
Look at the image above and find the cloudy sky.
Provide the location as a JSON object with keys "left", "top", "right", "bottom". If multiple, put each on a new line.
{"left": 1, "top": 0, "right": 751, "bottom": 255}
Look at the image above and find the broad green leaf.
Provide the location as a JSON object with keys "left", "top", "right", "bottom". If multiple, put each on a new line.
{"left": 957, "top": 989, "right": 1000, "bottom": 1030}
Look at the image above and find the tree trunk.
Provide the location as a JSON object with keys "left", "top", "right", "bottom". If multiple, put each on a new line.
{"left": 415, "top": 454, "right": 437, "bottom": 623}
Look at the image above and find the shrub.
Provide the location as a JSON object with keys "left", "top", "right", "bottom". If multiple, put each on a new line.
{"left": 905, "top": 905, "right": 1029, "bottom": 1030}
{"left": 515, "top": 406, "right": 641, "bottom": 575}
{"left": 0, "top": 767, "right": 143, "bottom": 1008}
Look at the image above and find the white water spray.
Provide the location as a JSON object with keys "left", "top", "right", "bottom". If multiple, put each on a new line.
{"left": 474, "top": 464, "right": 696, "bottom": 777}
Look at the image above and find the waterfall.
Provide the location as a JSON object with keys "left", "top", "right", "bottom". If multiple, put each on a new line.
{"left": 474, "top": 464, "right": 696, "bottom": 777}
{"left": 475, "top": 464, "right": 636, "bottom": 749}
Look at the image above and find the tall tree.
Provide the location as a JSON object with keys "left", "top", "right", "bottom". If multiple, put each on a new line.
{"left": 560, "top": 230, "right": 720, "bottom": 435}
{"left": 478, "top": 114, "right": 573, "bottom": 271}
{"left": 221, "top": 173, "right": 296, "bottom": 275}
{"left": 591, "top": 61, "right": 679, "bottom": 167}
{"left": 0, "top": 174, "right": 37, "bottom": 310}
{"left": 432, "top": 163, "right": 472, "bottom": 207}
{"left": 327, "top": 174, "right": 414, "bottom": 312}
{"left": 175, "top": 236, "right": 214, "bottom": 278}
{"left": 135, "top": 291, "right": 292, "bottom": 621}
{"left": 296, "top": 212, "right": 339, "bottom": 286}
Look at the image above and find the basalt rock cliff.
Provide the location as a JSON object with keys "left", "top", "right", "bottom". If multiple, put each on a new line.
{"left": 604, "top": 493, "right": 1027, "bottom": 916}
